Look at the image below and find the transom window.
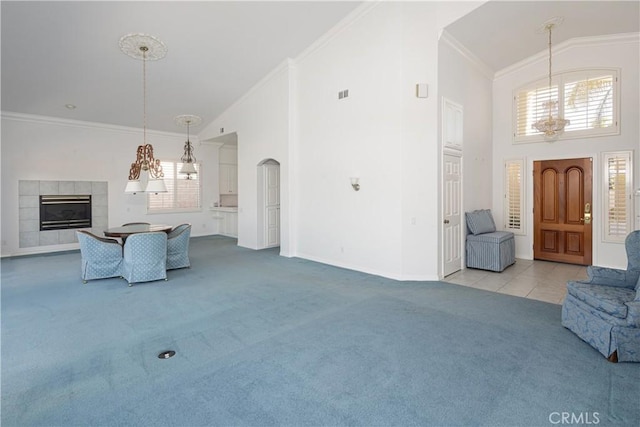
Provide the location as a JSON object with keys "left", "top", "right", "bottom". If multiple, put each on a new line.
{"left": 147, "top": 161, "right": 201, "bottom": 213}
{"left": 514, "top": 69, "right": 619, "bottom": 142}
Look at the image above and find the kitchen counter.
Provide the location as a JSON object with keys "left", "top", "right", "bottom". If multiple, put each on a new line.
{"left": 209, "top": 207, "right": 238, "bottom": 213}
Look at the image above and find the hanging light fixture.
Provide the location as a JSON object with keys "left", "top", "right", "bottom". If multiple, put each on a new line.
{"left": 532, "top": 18, "right": 570, "bottom": 142}
{"left": 174, "top": 114, "right": 202, "bottom": 180}
{"left": 120, "top": 33, "right": 168, "bottom": 194}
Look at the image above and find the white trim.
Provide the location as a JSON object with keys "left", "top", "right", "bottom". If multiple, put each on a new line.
{"left": 0, "top": 111, "right": 184, "bottom": 138}
{"left": 294, "top": 1, "right": 381, "bottom": 66}
{"left": 496, "top": 32, "right": 639, "bottom": 80}
{"left": 439, "top": 30, "right": 494, "bottom": 81}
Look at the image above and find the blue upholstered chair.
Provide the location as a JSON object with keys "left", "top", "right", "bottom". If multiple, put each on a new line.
{"left": 562, "top": 231, "right": 640, "bottom": 362}
{"left": 76, "top": 230, "right": 123, "bottom": 283}
{"left": 122, "top": 232, "right": 168, "bottom": 286}
{"left": 465, "top": 209, "right": 515, "bottom": 272}
{"left": 166, "top": 223, "right": 192, "bottom": 270}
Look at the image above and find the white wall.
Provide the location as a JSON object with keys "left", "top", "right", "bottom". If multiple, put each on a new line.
{"left": 199, "top": 1, "right": 488, "bottom": 280}
{"left": 199, "top": 61, "right": 293, "bottom": 255}
{"left": 438, "top": 36, "right": 494, "bottom": 212}
{"left": 1, "top": 114, "right": 219, "bottom": 257}
{"left": 492, "top": 34, "right": 640, "bottom": 267}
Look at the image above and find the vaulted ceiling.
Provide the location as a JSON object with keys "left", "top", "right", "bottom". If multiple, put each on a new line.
{"left": 2, "top": 1, "right": 638, "bottom": 134}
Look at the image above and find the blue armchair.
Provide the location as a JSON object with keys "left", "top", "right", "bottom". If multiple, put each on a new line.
{"left": 76, "top": 230, "right": 123, "bottom": 283}
{"left": 562, "top": 231, "right": 640, "bottom": 362}
{"left": 166, "top": 223, "right": 192, "bottom": 270}
{"left": 465, "top": 209, "right": 515, "bottom": 272}
{"left": 122, "top": 232, "right": 168, "bottom": 286}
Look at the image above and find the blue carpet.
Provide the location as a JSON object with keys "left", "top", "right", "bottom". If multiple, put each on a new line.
{"left": 2, "top": 236, "right": 639, "bottom": 426}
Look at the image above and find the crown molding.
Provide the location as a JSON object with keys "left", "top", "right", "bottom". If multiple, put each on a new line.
{"left": 439, "top": 29, "right": 494, "bottom": 80}
{"left": 295, "top": 1, "right": 381, "bottom": 65}
{"left": 0, "top": 111, "right": 184, "bottom": 138}
{"left": 495, "top": 32, "right": 640, "bottom": 80}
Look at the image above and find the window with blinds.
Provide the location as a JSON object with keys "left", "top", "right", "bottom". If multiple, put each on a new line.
{"left": 147, "top": 161, "right": 201, "bottom": 213}
{"left": 602, "top": 151, "right": 632, "bottom": 242}
{"left": 504, "top": 159, "right": 524, "bottom": 234}
{"left": 514, "top": 69, "right": 618, "bottom": 142}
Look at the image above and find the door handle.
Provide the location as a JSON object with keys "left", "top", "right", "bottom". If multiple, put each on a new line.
{"left": 581, "top": 203, "right": 592, "bottom": 224}
{"left": 443, "top": 219, "right": 450, "bottom": 224}
{"left": 582, "top": 203, "right": 592, "bottom": 224}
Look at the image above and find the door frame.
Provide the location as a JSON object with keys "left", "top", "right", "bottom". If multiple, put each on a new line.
{"left": 256, "top": 158, "right": 280, "bottom": 249}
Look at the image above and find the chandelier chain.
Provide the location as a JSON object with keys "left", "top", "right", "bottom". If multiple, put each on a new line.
{"left": 142, "top": 46, "right": 147, "bottom": 146}
{"left": 547, "top": 25, "right": 552, "bottom": 92}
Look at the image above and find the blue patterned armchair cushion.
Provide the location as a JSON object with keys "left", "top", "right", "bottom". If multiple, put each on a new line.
{"left": 76, "top": 231, "right": 123, "bottom": 283}
{"left": 566, "top": 282, "right": 635, "bottom": 321}
{"left": 465, "top": 209, "right": 496, "bottom": 235}
{"left": 166, "top": 223, "right": 191, "bottom": 270}
{"left": 122, "top": 232, "right": 167, "bottom": 285}
{"left": 562, "top": 231, "right": 640, "bottom": 362}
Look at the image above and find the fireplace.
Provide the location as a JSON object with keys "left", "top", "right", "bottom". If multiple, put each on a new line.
{"left": 40, "top": 195, "right": 92, "bottom": 231}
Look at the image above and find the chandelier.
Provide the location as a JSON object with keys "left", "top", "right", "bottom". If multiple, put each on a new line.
{"left": 174, "top": 115, "right": 202, "bottom": 180}
{"left": 120, "top": 33, "right": 168, "bottom": 194}
{"left": 532, "top": 19, "right": 569, "bottom": 141}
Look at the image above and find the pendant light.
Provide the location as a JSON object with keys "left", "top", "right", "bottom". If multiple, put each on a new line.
{"left": 174, "top": 115, "right": 202, "bottom": 180}
{"left": 120, "top": 33, "right": 168, "bottom": 194}
{"left": 531, "top": 18, "right": 570, "bottom": 142}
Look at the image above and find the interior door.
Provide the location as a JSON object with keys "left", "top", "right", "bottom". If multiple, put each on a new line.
{"left": 264, "top": 163, "right": 280, "bottom": 248}
{"left": 533, "top": 158, "right": 593, "bottom": 265}
{"left": 443, "top": 154, "right": 462, "bottom": 276}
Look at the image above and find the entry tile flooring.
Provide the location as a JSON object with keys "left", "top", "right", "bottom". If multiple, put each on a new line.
{"left": 443, "top": 259, "right": 588, "bottom": 305}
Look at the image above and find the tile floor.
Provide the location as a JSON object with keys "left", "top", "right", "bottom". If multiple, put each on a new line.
{"left": 443, "top": 259, "right": 588, "bottom": 305}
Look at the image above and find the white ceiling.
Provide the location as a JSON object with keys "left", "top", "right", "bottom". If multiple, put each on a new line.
{"left": 2, "top": 1, "right": 638, "bottom": 134}
{"left": 445, "top": 1, "right": 639, "bottom": 73}
{"left": 1, "top": 1, "right": 362, "bottom": 133}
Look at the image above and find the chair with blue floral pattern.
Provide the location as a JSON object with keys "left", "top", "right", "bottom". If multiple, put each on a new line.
{"left": 122, "top": 232, "right": 168, "bottom": 286}
{"left": 562, "top": 230, "right": 640, "bottom": 362}
{"left": 76, "top": 230, "right": 123, "bottom": 284}
{"left": 166, "top": 223, "right": 192, "bottom": 270}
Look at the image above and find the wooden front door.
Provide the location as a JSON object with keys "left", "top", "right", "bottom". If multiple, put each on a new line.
{"left": 533, "top": 158, "right": 592, "bottom": 265}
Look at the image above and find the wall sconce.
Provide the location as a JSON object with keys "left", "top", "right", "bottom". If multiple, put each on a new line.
{"left": 350, "top": 177, "right": 360, "bottom": 191}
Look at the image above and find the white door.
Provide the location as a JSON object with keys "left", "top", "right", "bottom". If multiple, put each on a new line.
{"left": 443, "top": 154, "right": 462, "bottom": 276}
{"left": 264, "top": 163, "right": 280, "bottom": 247}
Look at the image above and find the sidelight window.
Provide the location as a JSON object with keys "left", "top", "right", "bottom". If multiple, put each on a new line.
{"left": 504, "top": 159, "right": 524, "bottom": 234}
{"left": 602, "top": 151, "right": 633, "bottom": 242}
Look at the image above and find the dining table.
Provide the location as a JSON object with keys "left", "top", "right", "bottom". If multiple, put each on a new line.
{"left": 103, "top": 223, "right": 173, "bottom": 241}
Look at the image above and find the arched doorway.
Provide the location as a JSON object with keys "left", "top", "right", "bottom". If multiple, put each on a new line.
{"left": 257, "top": 159, "right": 280, "bottom": 249}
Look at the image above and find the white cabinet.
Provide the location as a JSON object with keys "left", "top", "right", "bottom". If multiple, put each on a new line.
{"left": 219, "top": 164, "right": 238, "bottom": 194}
{"left": 211, "top": 208, "right": 238, "bottom": 238}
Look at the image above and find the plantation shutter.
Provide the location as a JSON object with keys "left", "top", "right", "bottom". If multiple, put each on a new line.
{"left": 564, "top": 73, "right": 614, "bottom": 131}
{"left": 148, "top": 161, "right": 201, "bottom": 212}
{"left": 515, "top": 85, "right": 558, "bottom": 138}
{"left": 513, "top": 69, "right": 618, "bottom": 141}
{"left": 603, "top": 152, "right": 632, "bottom": 242}
{"left": 504, "top": 159, "right": 524, "bottom": 233}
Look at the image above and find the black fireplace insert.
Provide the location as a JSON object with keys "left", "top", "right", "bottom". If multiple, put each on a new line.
{"left": 40, "top": 195, "right": 92, "bottom": 231}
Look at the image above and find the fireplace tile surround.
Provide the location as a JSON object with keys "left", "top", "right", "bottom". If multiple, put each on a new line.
{"left": 18, "top": 180, "right": 108, "bottom": 248}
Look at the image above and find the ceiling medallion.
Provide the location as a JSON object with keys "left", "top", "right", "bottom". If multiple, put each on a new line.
{"left": 119, "top": 33, "right": 167, "bottom": 61}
